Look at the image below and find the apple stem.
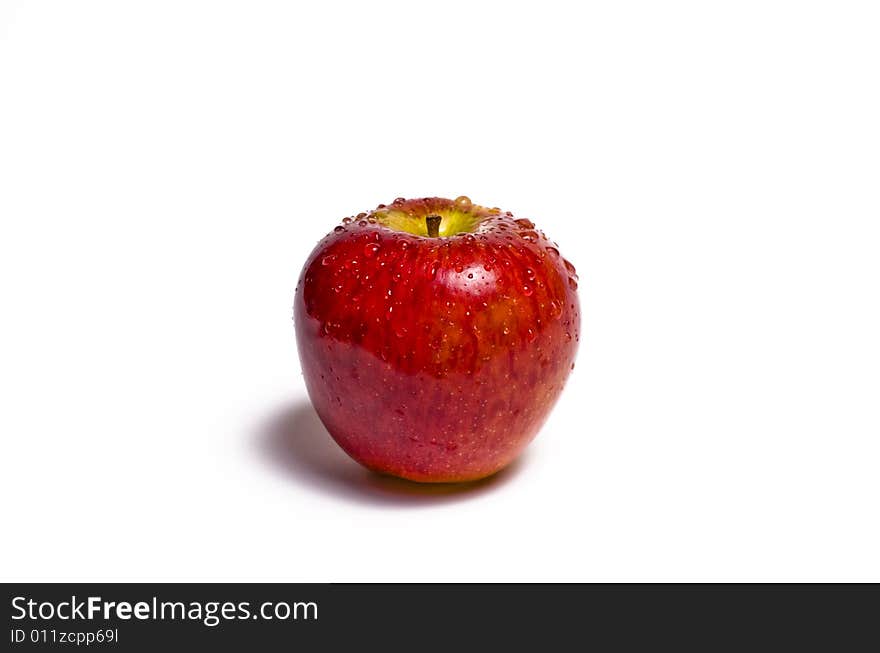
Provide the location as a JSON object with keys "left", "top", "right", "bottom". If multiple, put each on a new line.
{"left": 426, "top": 215, "right": 441, "bottom": 238}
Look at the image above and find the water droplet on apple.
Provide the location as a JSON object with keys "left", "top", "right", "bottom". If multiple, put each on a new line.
{"left": 514, "top": 218, "right": 535, "bottom": 229}
{"left": 393, "top": 197, "right": 406, "bottom": 204}
{"left": 525, "top": 268, "right": 536, "bottom": 280}
{"left": 463, "top": 234, "right": 476, "bottom": 244}
{"left": 518, "top": 230, "right": 538, "bottom": 242}
{"left": 358, "top": 220, "right": 368, "bottom": 227}
{"left": 467, "top": 273, "right": 474, "bottom": 279}
{"left": 546, "top": 246, "right": 559, "bottom": 257}
{"left": 333, "top": 225, "right": 345, "bottom": 233}
{"left": 527, "top": 327, "right": 537, "bottom": 342}
{"left": 483, "top": 263, "right": 492, "bottom": 271}
{"left": 356, "top": 212, "right": 367, "bottom": 219}
{"left": 455, "top": 195, "right": 472, "bottom": 208}
{"left": 342, "top": 217, "right": 353, "bottom": 225}
{"left": 454, "top": 263, "right": 464, "bottom": 273}
{"left": 568, "top": 277, "right": 578, "bottom": 290}
{"left": 321, "top": 255, "right": 336, "bottom": 266}
{"left": 502, "top": 326, "right": 510, "bottom": 335}
{"left": 394, "top": 325, "right": 407, "bottom": 338}
{"left": 563, "top": 259, "right": 577, "bottom": 275}
{"left": 522, "top": 284, "right": 533, "bottom": 296}
{"left": 550, "top": 300, "right": 562, "bottom": 319}
{"left": 363, "top": 243, "right": 380, "bottom": 257}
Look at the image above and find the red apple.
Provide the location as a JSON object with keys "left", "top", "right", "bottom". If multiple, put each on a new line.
{"left": 294, "top": 197, "right": 580, "bottom": 482}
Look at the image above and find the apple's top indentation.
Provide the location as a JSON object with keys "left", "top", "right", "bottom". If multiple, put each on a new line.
{"left": 366, "top": 196, "right": 496, "bottom": 239}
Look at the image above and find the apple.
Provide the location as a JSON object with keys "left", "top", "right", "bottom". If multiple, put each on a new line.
{"left": 294, "top": 197, "right": 580, "bottom": 482}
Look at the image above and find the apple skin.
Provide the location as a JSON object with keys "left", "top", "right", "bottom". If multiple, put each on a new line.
{"left": 294, "top": 197, "right": 580, "bottom": 482}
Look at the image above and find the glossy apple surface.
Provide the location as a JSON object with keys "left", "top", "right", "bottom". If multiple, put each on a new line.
{"left": 294, "top": 197, "right": 580, "bottom": 482}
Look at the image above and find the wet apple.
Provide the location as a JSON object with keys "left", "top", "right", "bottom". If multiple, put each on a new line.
{"left": 294, "top": 197, "right": 580, "bottom": 482}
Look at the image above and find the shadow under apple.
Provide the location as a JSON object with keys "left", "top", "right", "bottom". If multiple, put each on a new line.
{"left": 255, "top": 398, "right": 525, "bottom": 507}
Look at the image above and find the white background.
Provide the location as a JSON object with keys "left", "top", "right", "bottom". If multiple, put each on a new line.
{"left": 1, "top": 1, "right": 879, "bottom": 582}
